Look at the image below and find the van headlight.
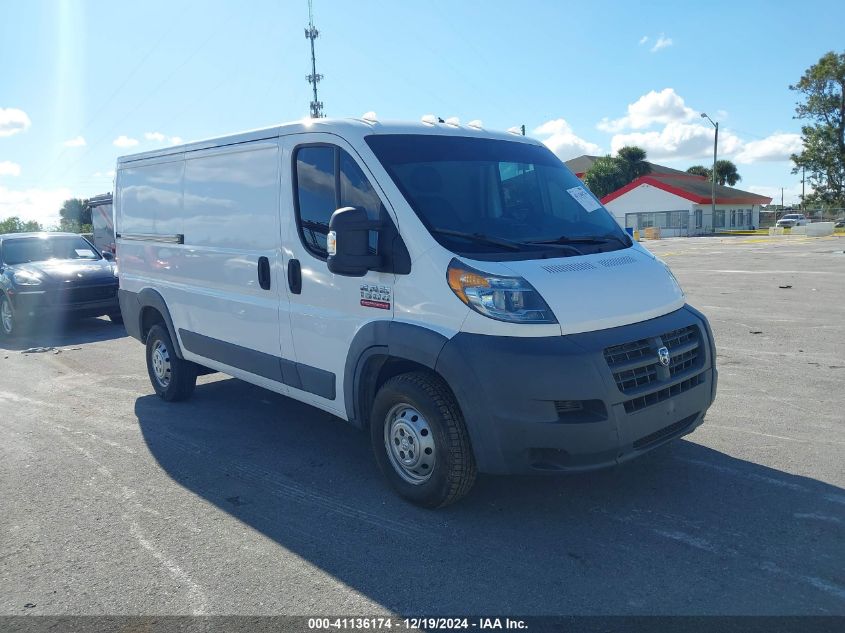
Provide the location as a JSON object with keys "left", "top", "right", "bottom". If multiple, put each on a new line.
{"left": 447, "top": 259, "right": 557, "bottom": 324}
{"left": 13, "top": 270, "right": 43, "bottom": 286}
{"left": 656, "top": 258, "right": 684, "bottom": 296}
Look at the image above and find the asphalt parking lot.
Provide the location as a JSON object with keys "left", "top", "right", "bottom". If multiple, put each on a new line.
{"left": 1, "top": 235, "right": 843, "bottom": 616}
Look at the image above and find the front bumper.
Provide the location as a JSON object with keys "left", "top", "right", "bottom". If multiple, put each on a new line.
{"left": 9, "top": 284, "right": 119, "bottom": 319}
{"left": 436, "top": 305, "right": 717, "bottom": 474}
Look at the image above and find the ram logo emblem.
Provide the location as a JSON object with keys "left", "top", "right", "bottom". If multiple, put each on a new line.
{"left": 657, "top": 346, "right": 671, "bottom": 367}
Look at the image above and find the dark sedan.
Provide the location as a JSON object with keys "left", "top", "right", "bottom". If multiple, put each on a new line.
{"left": 0, "top": 232, "right": 121, "bottom": 338}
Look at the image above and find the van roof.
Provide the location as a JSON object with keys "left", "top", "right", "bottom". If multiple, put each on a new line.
{"left": 116, "top": 117, "right": 543, "bottom": 165}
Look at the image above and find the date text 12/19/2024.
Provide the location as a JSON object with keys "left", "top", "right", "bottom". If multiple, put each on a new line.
{"left": 308, "top": 618, "right": 528, "bottom": 630}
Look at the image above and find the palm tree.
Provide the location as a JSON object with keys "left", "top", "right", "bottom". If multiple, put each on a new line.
{"left": 584, "top": 156, "right": 628, "bottom": 199}
{"left": 686, "top": 165, "right": 711, "bottom": 178}
{"left": 616, "top": 146, "right": 651, "bottom": 182}
{"left": 714, "top": 160, "right": 742, "bottom": 186}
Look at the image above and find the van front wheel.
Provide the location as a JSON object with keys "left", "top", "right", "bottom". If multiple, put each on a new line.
{"left": 371, "top": 371, "right": 477, "bottom": 508}
{"left": 145, "top": 324, "right": 197, "bottom": 402}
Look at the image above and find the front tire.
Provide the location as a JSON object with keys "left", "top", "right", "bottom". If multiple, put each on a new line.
{"left": 0, "top": 295, "right": 18, "bottom": 339}
{"left": 145, "top": 324, "right": 197, "bottom": 402}
{"left": 371, "top": 371, "right": 477, "bottom": 508}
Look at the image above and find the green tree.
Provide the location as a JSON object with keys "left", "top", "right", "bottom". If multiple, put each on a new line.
{"left": 790, "top": 51, "right": 845, "bottom": 206}
{"left": 583, "top": 146, "right": 651, "bottom": 199}
{"left": 713, "top": 160, "right": 741, "bottom": 186}
{"left": 686, "top": 165, "right": 711, "bottom": 178}
{"left": 0, "top": 217, "right": 43, "bottom": 234}
{"left": 616, "top": 146, "right": 651, "bottom": 182}
{"left": 583, "top": 155, "right": 628, "bottom": 199}
{"left": 59, "top": 198, "right": 90, "bottom": 231}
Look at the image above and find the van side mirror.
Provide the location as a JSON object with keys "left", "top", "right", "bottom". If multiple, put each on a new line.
{"left": 102, "top": 251, "right": 114, "bottom": 261}
{"left": 327, "top": 206, "right": 382, "bottom": 277}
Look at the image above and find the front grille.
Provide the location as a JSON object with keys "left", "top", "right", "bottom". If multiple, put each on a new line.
{"left": 58, "top": 285, "right": 117, "bottom": 304}
{"left": 604, "top": 324, "right": 704, "bottom": 412}
{"left": 603, "top": 336, "right": 652, "bottom": 366}
{"left": 622, "top": 372, "right": 705, "bottom": 413}
{"left": 633, "top": 412, "right": 700, "bottom": 449}
{"left": 614, "top": 363, "right": 658, "bottom": 391}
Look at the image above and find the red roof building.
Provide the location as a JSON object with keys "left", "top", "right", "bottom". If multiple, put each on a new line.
{"left": 565, "top": 155, "right": 772, "bottom": 236}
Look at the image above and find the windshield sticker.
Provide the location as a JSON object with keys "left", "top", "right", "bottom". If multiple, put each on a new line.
{"left": 567, "top": 186, "right": 602, "bottom": 212}
{"left": 75, "top": 249, "right": 96, "bottom": 257}
{"left": 361, "top": 283, "right": 391, "bottom": 310}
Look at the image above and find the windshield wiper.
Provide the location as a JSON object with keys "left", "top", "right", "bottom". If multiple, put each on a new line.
{"left": 430, "top": 228, "right": 523, "bottom": 251}
{"left": 528, "top": 233, "right": 632, "bottom": 248}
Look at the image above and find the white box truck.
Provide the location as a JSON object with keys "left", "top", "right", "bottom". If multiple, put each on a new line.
{"left": 86, "top": 192, "right": 116, "bottom": 258}
{"left": 115, "top": 117, "right": 717, "bottom": 507}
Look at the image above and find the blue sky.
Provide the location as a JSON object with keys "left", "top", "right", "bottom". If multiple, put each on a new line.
{"left": 2, "top": 0, "right": 843, "bottom": 225}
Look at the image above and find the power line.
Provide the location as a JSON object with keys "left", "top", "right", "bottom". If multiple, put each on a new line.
{"left": 305, "top": 0, "right": 324, "bottom": 118}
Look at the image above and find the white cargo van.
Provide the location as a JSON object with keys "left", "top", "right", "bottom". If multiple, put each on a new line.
{"left": 115, "top": 117, "right": 717, "bottom": 507}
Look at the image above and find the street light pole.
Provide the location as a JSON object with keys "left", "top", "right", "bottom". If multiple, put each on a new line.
{"left": 701, "top": 113, "right": 718, "bottom": 231}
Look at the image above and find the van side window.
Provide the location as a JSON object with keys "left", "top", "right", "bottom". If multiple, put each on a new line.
{"left": 295, "top": 146, "right": 336, "bottom": 256}
{"left": 340, "top": 150, "right": 382, "bottom": 254}
{"left": 295, "top": 145, "right": 385, "bottom": 258}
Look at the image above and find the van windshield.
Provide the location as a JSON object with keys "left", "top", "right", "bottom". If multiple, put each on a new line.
{"left": 365, "top": 134, "right": 630, "bottom": 259}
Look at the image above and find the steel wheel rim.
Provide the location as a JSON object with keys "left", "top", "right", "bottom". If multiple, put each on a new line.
{"left": 1, "top": 299, "right": 12, "bottom": 334}
{"left": 151, "top": 340, "right": 172, "bottom": 388}
{"left": 384, "top": 403, "right": 436, "bottom": 485}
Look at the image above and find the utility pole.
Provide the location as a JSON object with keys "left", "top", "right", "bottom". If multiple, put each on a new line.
{"left": 801, "top": 166, "right": 805, "bottom": 210}
{"left": 305, "top": 0, "right": 324, "bottom": 118}
{"left": 701, "top": 113, "right": 718, "bottom": 227}
{"left": 520, "top": 125, "right": 525, "bottom": 136}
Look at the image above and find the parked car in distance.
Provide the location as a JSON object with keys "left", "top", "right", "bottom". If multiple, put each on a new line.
{"left": 834, "top": 217, "right": 844, "bottom": 228}
{"left": 775, "top": 214, "right": 808, "bottom": 228}
{"left": 0, "top": 232, "right": 121, "bottom": 338}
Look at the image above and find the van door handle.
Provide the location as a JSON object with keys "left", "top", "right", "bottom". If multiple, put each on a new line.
{"left": 257, "top": 256, "right": 271, "bottom": 290}
{"left": 288, "top": 259, "right": 302, "bottom": 294}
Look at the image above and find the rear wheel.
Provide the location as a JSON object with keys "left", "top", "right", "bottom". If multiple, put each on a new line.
{"left": 0, "top": 295, "right": 18, "bottom": 339}
{"left": 145, "top": 324, "right": 197, "bottom": 401}
{"left": 371, "top": 371, "right": 476, "bottom": 508}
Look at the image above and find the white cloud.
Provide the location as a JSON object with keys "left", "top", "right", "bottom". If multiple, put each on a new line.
{"left": 113, "top": 135, "right": 139, "bottom": 148}
{"left": 596, "top": 88, "right": 805, "bottom": 167}
{"left": 610, "top": 121, "right": 742, "bottom": 161}
{"left": 650, "top": 34, "right": 673, "bottom": 53}
{"left": 638, "top": 36, "right": 649, "bottom": 45}
{"left": 0, "top": 186, "right": 73, "bottom": 226}
{"left": 63, "top": 135, "right": 86, "bottom": 147}
{"left": 0, "top": 107, "right": 31, "bottom": 137}
{"left": 533, "top": 119, "right": 602, "bottom": 161}
{"left": 598, "top": 88, "right": 697, "bottom": 132}
{"left": 734, "top": 133, "right": 802, "bottom": 164}
{"left": 746, "top": 183, "right": 805, "bottom": 205}
{"left": 0, "top": 161, "right": 22, "bottom": 177}
{"left": 93, "top": 169, "right": 116, "bottom": 178}
{"left": 145, "top": 131, "right": 183, "bottom": 145}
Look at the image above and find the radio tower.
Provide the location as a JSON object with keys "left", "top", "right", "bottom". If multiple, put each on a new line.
{"left": 305, "top": 0, "right": 324, "bottom": 118}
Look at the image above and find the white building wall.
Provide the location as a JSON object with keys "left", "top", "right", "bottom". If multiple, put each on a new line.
{"left": 604, "top": 184, "right": 692, "bottom": 236}
{"left": 603, "top": 183, "right": 763, "bottom": 235}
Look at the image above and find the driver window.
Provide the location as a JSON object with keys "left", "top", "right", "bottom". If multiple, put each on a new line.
{"left": 294, "top": 145, "right": 385, "bottom": 258}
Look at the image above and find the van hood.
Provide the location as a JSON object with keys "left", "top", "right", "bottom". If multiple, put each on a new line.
{"left": 500, "top": 247, "right": 685, "bottom": 335}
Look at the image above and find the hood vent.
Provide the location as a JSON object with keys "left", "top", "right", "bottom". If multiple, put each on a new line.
{"left": 598, "top": 255, "right": 637, "bottom": 268}
{"left": 542, "top": 262, "right": 596, "bottom": 274}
